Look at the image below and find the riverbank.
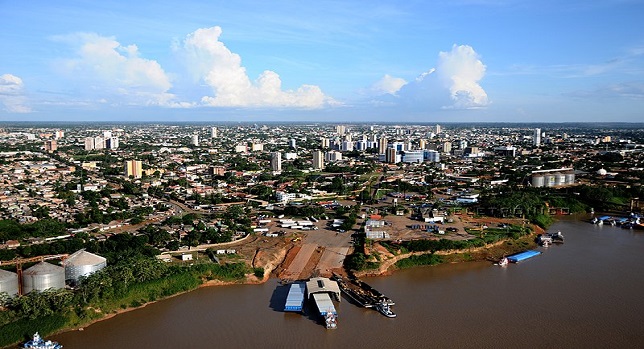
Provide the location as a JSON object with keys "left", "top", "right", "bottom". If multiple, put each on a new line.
{"left": 354, "top": 223, "right": 543, "bottom": 277}
{"left": 1, "top": 222, "right": 541, "bottom": 348}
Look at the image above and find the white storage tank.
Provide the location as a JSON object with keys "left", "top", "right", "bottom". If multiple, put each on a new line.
{"left": 0, "top": 269, "right": 19, "bottom": 297}
{"left": 63, "top": 249, "right": 107, "bottom": 285}
{"left": 531, "top": 175, "right": 545, "bottom": 188}
{"left": 555, "top": 173, "right": 566, "bottom": 186}
{"left": 544, "top": 174, "right": 556, "bottom": 187}
{"left": 22, "top": 262, "right": 65, "bottom": 293}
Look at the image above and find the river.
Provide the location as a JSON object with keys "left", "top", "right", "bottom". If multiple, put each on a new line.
{"left": 52, "top": 218, "right": 644, "bottom": 348}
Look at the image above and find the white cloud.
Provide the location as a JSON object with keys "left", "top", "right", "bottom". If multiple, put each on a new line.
{"left": 0, "top": 74, "right": 31, "bottom": 113}
{"left": 371, "top": 74, "right": 408, "bottom": 96}
{"left": 179, "top": 26, "right": 333, "bottom": 108}
{"left": 436, "top": 44, "right": 489, "bottom": 109}
{"left": 367, "top": 45, "right": 489, "bottom": 110}
{"left": 55, "top": 33, "right": 189, "bottom": 107}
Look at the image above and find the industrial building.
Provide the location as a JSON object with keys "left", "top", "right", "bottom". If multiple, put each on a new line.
{"left": 530, "top": 168, "right": 575, "bottom": 188}
{"left": 0, "top": 269, "right": 19, "bottom": 297}
{"left": 63, "top": 249, "right": 107, "bottom": 285}
{"left": 22, "top": 262, "right": 65, "bottom": 294}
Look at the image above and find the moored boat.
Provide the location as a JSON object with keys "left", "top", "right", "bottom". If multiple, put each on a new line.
{"left": 23, "top": 333, "right": 62, "bottom": 349}
{"left": 376, "top": 301, "right": 397, "bottom": 318}
{"left": 325, "top": 312, "right": 337, "bottom": 329}
{"left": 497, "top": 257, "right": 508, "bottom": 266}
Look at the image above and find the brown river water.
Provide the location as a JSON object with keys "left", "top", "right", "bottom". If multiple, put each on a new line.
{"left": 51, "top": 217, "right": 644, "bottom": 348}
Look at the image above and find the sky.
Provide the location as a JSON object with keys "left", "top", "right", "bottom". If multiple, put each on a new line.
{"left": 1, "top": 0, "right": 643, "bottom": 123}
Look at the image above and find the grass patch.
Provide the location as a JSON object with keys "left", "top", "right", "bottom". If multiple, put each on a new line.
{"left": 395, "top": 254, "right": 443, "bottom": 269}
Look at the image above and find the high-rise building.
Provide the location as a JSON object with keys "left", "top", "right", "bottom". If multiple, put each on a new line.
{"left": 55, "top": 130, "right": 64, "bottom": 139}
{"left": 103, "top": 131, "right": 112, "bottom": 139}
{"left": 336, "top": 125, "right": 346, "bottom": 135}
{"left": 124, "top": 160, "right": 143, "bottom": 179}
{"left": 386, "top": 148, "right": 398, "bottom": 164}
{"left": 533, "top": 128, "right": 541, "bottom": 147}
{"left": 93, "top": 136, "right": 105, "bottom": 150}
{"left": 251, "top": 143, "right": 264, "bottom": 151}
{"left": 289, "top": 138, "right": 296, "bottom": 149}
{"left": 84, "top": 137, "right": 94, "bottom": 151}
{"left": 325, "top": 150, "right": 343, "bottom": 162}
{"left": 44, "top": 140, "right": 57, "bottom": 153}
{"left": 419, "top": 139, "right": 426, "bottom": 150}
{"left": 379, "top": 137, "right": 388, "bottom": 154}
{"left": 436, "top": 124, "right": 441, "bottom": 134}
{"left": 106, "top": 137, "right": 119, "bottom": 149}
{"left": 211, "top": 127, "right": 218, "bottom": 138}
{"left": 313, "top": 150, "right": 324, "bottom": 170}
{"left": 191, "top": 134, "right": 199, "bottom": 146}
{"left": 442, "top": 142, "right": 452, "bottom": 154}
{"left": 320, "top": 137, "right": 330, "bottom": 148}
{"left": 270, "top": 152, "right": 282, "bottom": 172}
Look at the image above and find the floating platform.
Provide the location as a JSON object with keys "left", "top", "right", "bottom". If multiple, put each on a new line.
{"left": 284, "top": 282, "right": 305, "bottom": 312}
{"left": 507, "top": 250, "right": 541, "bottom": 263}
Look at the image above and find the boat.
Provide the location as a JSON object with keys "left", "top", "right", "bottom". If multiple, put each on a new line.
{"left": 507, "top": 250, "right": 541, "bottom": 263}
{"left": 376, "top": 301, "right": 397, "bottom": 318}
{"left": 325, "top": 311, "right": 337, "bottom": 329}
{"left": 333, "top": 274, "right": 394, "bottom": 308}
{"left": 497, "top": 257, "right": 508, "bottom": 266}
{"left": 547, "top": 231, "right": 564, "bottom": 243}
{"left": 536, "top": 234, "right": 553, "bottom": 246}
{"left": 23, "top": 333, "right": 62, "bottom": 349}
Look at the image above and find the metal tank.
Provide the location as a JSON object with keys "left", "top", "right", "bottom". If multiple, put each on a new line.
{"left": 544, "top": 174, "right": 556, "bottom": 187}
{"left": 531, "top": 175, "right": 545, "bottom": 187}
{"left": 0, "top": 269, "right": 19, "bottom": 297}
{"left": 22, "top": 261, "right": 65, "bottom": 293}
{"left": 555, "top": 173, "right": 566, "bottom": 186}
{"left": 63, "top": 249, "right": 107, "bottom": 284}
{"left": 565, "top": 173, "right": 575, "bottom": 185}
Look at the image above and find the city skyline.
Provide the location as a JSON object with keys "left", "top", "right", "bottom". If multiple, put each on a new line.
{"left": 1, "top": 1, "right": 643, "bottom": 122}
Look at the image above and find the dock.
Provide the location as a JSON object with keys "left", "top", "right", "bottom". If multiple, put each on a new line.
{"left": 507, "top": 250, "right": 541, "bottom": 263}
{"left": 305, "top": 277, "right": 340, "bottom": 329}
{"left": 284, "top": 282, "right": 305, "bottom": 312}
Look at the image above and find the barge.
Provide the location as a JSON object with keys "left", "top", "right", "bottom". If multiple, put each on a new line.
{"left": 284, "top": 282, "right": 305, "bottom": 312}
{"left": 506, "top": 250, "right": 541, "bottom": 263}
{"left": 333, "top": 274, "right": 395, "bottom": 309}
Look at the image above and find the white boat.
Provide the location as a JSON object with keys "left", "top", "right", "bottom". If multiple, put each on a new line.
{"left": 325, "top": 312, "right": 337, "bottom": 329}
{"left": 498, "top": 257, "right": 509, "bottom": 266}
{"left": 376, "top": 301, "right": 397, "bottom": 318}
{"left": 23, "top": 333, "right": 62, "bottom": 349}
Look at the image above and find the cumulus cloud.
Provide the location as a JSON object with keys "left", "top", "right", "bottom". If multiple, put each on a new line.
{"left": 369, "top": 44, "right": 489, "bottom": 110}
{"left": 0, "top": 74, "right": 31, "bottom": 113}
{"left": 371, "top": 74, "right": 408, "bottom": 96}
{"left": 55, "top": 33, "right": 189, "bottom": 107}
{"left": 178, "top": 26, "right": 332, "bottom": 108}
{"left": 436, "top": 44, "right": 489, "bottom": 108}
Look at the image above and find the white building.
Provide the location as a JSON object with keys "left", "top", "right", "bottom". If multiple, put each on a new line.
{"left": 313, "top": 150, "right": 324, "bottom": 170}
{"left": 533, "top": 128, "right": 541, "bottom": 147}
{"left": 271, "top": 152, "right": 282, "bottom": 172}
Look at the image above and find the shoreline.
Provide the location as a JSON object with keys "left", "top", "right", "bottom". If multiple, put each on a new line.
{"left": 19, "top": 223, "right": 546, "bottom": 347}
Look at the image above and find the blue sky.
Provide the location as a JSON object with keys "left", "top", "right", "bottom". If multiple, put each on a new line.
{"left": 1, "top": 0, "right": 643, "bottom": 122}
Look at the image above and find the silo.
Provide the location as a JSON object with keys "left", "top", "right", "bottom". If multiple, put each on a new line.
{"left": 544, "top": 174, "right": 556, "bottom": 187}
{"left": 565, "top": 173, "right": 575, "bottom": 185}
{"left": 0, "top": 269, "right": 19, "bottom": 297}
{"left": 555, "top": 173, "right": 566, "bottom": 186}
{"left": 531, "top": 175, "right": 545, "bottom": 188}
{"left": 22, "top": 262, "right": 65, "bottom": 293}
{"left": 63, "top": 249, "right": 107, "bottom": 284}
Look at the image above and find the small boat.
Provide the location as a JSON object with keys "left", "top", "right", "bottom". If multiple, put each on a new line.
{"left": 376, "top": 301, "right": 397, "bottom": 318}
{"left": 547, "top": 231, "right": 564, "bottom": 243}
{"left": 23, "top": 333, "right": 62, "bottom": 349}
{"left": 325, "top": 312, "right": 338, "bottom": 329}
{"left": 497, "top": 257, "right": 508, "bottom": 266}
